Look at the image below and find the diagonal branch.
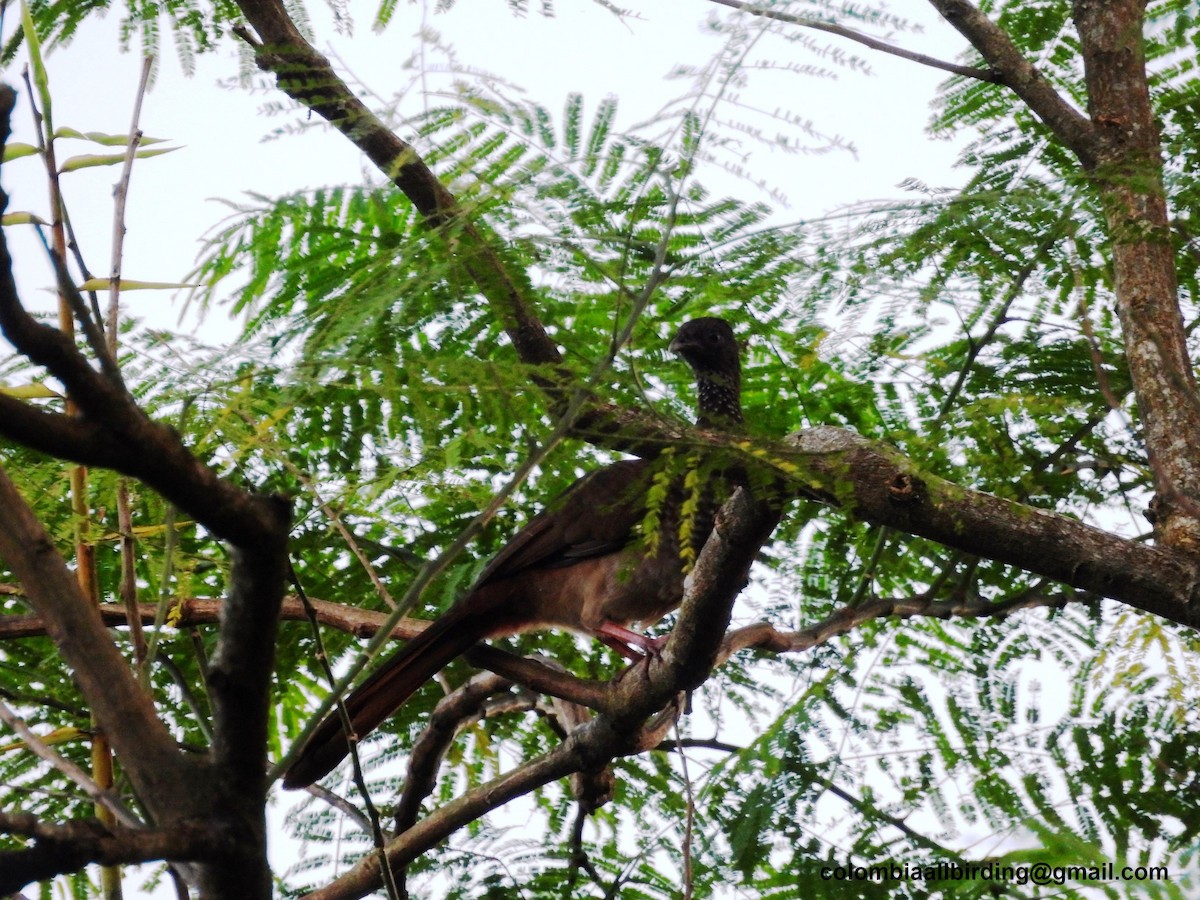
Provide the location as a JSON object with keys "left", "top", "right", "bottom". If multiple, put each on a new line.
{"left": 926, "top": 0, "right": 1095, "bottom": 162}
{"left": 0, "top": 698, "right": 141, "bottom": 828}
{"left": 782, "top": 426, "right": 1200, "bottom": 629}
{"left": 0, "top": 465, "right": 196, "bottom": 820}
{"left": 230, "top": 0, "right": 559, "bottom": 367}
{"left": 303, "top": 720, "right": 582, "bottom": 899}
{"left": 227, "top": 3, "right": 749, "bottom": 469}
{"left": 706, "top": 0, "right": 1000, "bottom": 83}
{"left": 391, "top": 671, "right": 517, "bottom": 839}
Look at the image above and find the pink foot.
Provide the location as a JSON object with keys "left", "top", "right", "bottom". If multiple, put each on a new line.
{"left": 594, "top": 621, "right": 669, "bottom": 660}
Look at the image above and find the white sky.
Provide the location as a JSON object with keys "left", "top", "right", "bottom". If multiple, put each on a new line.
{"left": 1, "top": 1, "right": 984, "bottom": 895}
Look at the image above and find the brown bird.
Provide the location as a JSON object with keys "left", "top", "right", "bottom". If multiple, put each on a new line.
{"left": 282, "top": 317, "right": 743, "bottom": 789}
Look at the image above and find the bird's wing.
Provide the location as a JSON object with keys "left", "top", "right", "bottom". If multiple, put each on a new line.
{"left": 475, "top": 458, "right": 651, "bottom": 583}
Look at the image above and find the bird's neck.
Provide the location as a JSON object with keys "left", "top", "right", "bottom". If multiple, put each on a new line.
{"left": 695, "top": 370, "right": 743, "bottom": 430}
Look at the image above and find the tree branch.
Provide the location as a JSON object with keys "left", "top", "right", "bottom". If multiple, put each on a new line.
{"left": 783, "top": 427, "right": 1200, "bottom": 629}
{"left": 227, "top": 0, "right": 730, "bottom": 468}
{"left": 230, "top": 0, "right": 559, "bottom": 367}
{"left": 925, "top": 0, "right": 1095, "bottom": 162}
{"left": 715, "top": 587, "right": 1084, "bottom": 664}
{"left": 1071, "top": 0, "right": 1200, "bottom": 551}
{"left": 0, "top": 464, "right": 197, "bottom": 819}
{"left": 0, "top": 276, "right": 284, "bottom": 550}
{"left": 204, "top": 540, "right": 291, "bottom": 790}
{"left": 0, "top": 814, "right": 225, "bottom": 896}
{"left": 392, "top": 671, "right": 516, "bottom": 837}
{"left": 303, "top": 721, "right": 582, "bottom": 899}
{"left": 0, "top": 595, "right": 425, "bottom": 641}
{"left": 0, "top": 697, "right": 140, "bottom": 828}
{"left": 706, "top": 0, "right": 1000, "bottom": 83}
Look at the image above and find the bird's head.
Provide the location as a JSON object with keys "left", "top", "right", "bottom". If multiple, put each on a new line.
{"left": 668, "top": 317, "right": 740, "bottom": 376}
{"left": 669, "top": 317, "right": 742, "bottom": 428}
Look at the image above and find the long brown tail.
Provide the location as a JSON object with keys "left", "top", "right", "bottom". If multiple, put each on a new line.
{"left": 282, "top": 600, "right": 492, "bottom": 789}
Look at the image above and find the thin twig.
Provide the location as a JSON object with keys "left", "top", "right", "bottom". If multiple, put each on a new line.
{"left": 936, "top": 202, "right": 1078, "bottom": 423}
{"left": 288, "top": 467, "right": 399, "bottom": 611}
{"left": 20, "top": 67, "right": 122, "bottom": 385}
{"left": 0, "top": 697, "right": 140, "bottom": 828}
{"left": 705, "top": 0, "right": 999, "bottom": 82}
{"left": 289, "top": 565, "right": 402, "bottom": 900}
{"left": 674, "top": 714, "right": 696, "bottom": 900}
{"left": 107, "top": 53, "right": 155, "bottom": 354}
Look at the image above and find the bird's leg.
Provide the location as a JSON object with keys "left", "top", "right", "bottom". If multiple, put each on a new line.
{"left": 594, "top": 621, "right": 668, "bottom": 660}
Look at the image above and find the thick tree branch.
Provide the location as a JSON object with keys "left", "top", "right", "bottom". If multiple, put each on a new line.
{"left": 926, "top": 0, "right": 1095, "bottom": 161}
{"left": 0, "top": 292, "right": 282, "bottom": 550}
{"left": 178, "top": 529, "right": 292, "bottom": 897}
{"left": 8, "top": 417, "right": 1190, "bottom": 639}
{"left": 0, "top": 814, "right": 225, "bottom": 896}
{"left": 0, "top": 372, "right": 281, "bottom": 552}
{"left": 784, "top": 427, "right": 1200, "bottom": 628}
{"left": 923, "top": 3, "right": 1200, "bottom": 548}
{"left": 205, "top": 540, "right": 291, "bottom": 788}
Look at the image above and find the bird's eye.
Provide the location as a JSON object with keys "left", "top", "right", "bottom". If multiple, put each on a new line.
{"left": 710, "top": 333, "right": 720, "bottom": 342}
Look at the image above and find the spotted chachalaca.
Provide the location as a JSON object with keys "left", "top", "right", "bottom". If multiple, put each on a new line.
{"left": 282, "top": 317, "right": 744, "bottom": 788}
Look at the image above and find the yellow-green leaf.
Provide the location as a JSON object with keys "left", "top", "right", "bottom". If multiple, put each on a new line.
{"left": 77, "top": 277, "right": 200, "bottom": 292}
{"left": 20, "top": 1, "right": 53, "bottom": 131}
{"left": 98, "top": 521, "right": 195, "bottom": 542}
{"left": 1, "top": 211, "right": 49, "bottom": 226}
{"left": 0, "top": 382, "right": 61, "bottom": 399}
{"left": 58, "top": 146, "right": 179, "bottom": 173}
{"left": 2, "top": 142, "right": 40, "bottom": 162}
{"left": 53, "top": 126, "right": 168, "bottom": 146}
{"left": 0, "top": 726, "right": 89, "bottom": 754}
